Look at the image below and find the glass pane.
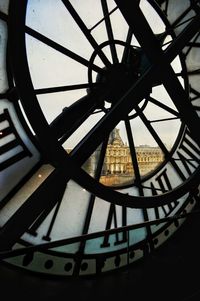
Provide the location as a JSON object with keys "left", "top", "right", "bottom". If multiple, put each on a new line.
{"left": 0, "top": 20, "right": 8, "bottom": 92}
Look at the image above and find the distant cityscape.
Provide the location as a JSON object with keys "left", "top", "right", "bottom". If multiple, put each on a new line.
{"left": 68, "top": 128, "right": 164, "bottom": 186}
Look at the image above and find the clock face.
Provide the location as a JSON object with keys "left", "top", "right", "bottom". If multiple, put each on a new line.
{"left": 0, "top": 0, "right": 200, "bottom": 276}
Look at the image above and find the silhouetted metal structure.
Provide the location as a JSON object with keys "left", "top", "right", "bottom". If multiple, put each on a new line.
{"left": 0, "top": 0, "right": 200, "bottom": 277}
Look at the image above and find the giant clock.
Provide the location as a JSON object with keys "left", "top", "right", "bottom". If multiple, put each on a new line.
{"left": 0, "top": 0, "right": 200, "bottom": 276}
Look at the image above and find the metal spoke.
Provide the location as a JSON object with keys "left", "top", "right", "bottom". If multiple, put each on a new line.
{"left": 115, "top": 0, "right": 200, "bottom": 146}
{"left": 121, "top": 28, "right": 133, "bottom": 63}
{"left": 124, "top": 119, "right": 143, "bottom": 194}
{"left": 35, "top": 82, "right": 99, "bottom": 95}
{"left": 73, "top": 136, "right": 109, "bottom": 275}
{"left": 69, "top": 11, "right": 200, "bottom": 167}
{"left": 187, "top": 68, "right": 200, "bottom": 76}
{"left": 173, "top": 16, "right": 196, "bottom": 30}
{"left": 101, "top": 0, "right": 119, "bottom": 64}
{"left": 25, "top": 26, "right": 102, "bottom": 74}
{"left": 150, "top": 116, "right": 179, "bottom": 123}
{"left": 135, "top": 107, "right": 169, "bottom": 156}
{"left": 89, "top": 6, "right": 118, "bottom": 32}
{"left": 148, "top": 96, "right": 180, "bottom": 117}
{"left": 184, "top": 31, "right": 200, "bottom": 57}
{"left": 125, "top": 118, "right": 152, "bottom": 241}
{"left": 3, "top": 1, "right": 200, "bottom": 251}
{"left": 61, "top": 0, "right": 111, "bottom": 67}
{"left": 135, "top": 107, "right": 186, "bottom": 181}
{"left": 171, "top": 0, "right": 199, "bottom": 28}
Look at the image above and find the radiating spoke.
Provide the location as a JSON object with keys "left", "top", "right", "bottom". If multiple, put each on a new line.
{"left": 0, "top": 88, "right": 18, "bottom": 102}
{"left": 148, "top": 96, "right": 180, "bottom": 117}
{"left": 89, "top": 6, "right": 118, "bottom": 32}
{"left": 161, "top": 68, "right": 200, "bottom": 145}
{"left": 0, "top": 136, "right": 110, "bottom": 251}
{"left": 173, "top": 16, "right": 196, "bottom": 30}
{"left": 171, "top": 0, "right": 199, "bottom": 28}
{"left": 73, "top": 136, "right": 109, "bottom": 275}
{"left": 187, "top": 69, "right": 200, "bottom": 76}
{"left": 121, "top": 28, "right": 133, "bottom": 63}
{"left": 136, "top": 107, "right": 186, "bottom": 181}
{"left": 115, "top": 0, "right": 200, "bottom": 146}
{"left": 101, "top": 0, "right": 119, "bottom": 64}
{"left": 61, "top": 0, "right": 111, "bottom": 67}
{"left": 69, "top": 11, "right": 200, "bottom": 166}
{"left": 190, "top": 87, "right": 200, "bottom": 102}
{"left": 40, "top": 7, "right": 200, "bottom": 160}
{"left": 35, "top": 82, "right": 99, "bottom": 95}
{"left": 164, "top": 15, "right": 200, "bottom": 61}
{"left": 124, "top": 119, "right": 143, "bottom": 194}
{"left": 161, "top": 39, "right": 172, "bottom": 48}
{"left": 135, "top": 107, "right": 169, "bottom": 156}
{"left": 184, "top": 31, "right": 200, "bottom": 57}
{"left": 25, "top": 26, "right": 102, "bottom": 74}
{"left": 124, "top": 119, "right": 151, "bottom": 237}
{"left": 159, "top": 0, "right": 169, "bottom": 15}
{"left": 150, "top": 116, "right": 179, "bottom": 123}
{"left": 3, "top": 0, "right": 200, "bottom": 251}
{"left": 193, "top": 106, "right": 200, "bottom": 111}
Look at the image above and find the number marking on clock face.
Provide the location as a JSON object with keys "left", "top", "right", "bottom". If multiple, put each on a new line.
{"left": 0, "top": 0, "right": 199, "bottom": 277}
{"left": 174, "top": 128, "right": 200, "bottom": 176}
{"left": 0, "top": 106, "right": 41, "bottom": 205}
{"left": 0, "top": 109, "right": 32, "bottom": 171}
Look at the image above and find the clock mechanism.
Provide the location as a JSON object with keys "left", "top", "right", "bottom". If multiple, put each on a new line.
{"left": 0, "top": 0, "right": 200, "bottom": 276}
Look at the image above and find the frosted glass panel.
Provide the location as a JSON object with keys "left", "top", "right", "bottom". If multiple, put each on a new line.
{"left": 0, "top": 101, "right": 41, "bottom": 203}
{"left": 0, "top": 20, "right": 8, "bottom": 92}
{"left": 0, "top": 0, "right": 9, "bottom": 14}
{"left": 84, "top": 227, "right": 146, "bottom": 254}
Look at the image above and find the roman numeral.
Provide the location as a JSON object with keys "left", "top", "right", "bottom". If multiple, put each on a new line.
{"left": 150, "top": 169, "right": 179, "bottom": 219}
{"left": 175, "top": 128, "right": 200, "bottom": 176}
{"left": 0, "top": 109, "right": 32, "bottom": 171}
{"left": 27, "top": 194, "right": 63, "bottom": 241}
{"left": 101, "top": 204, "right": 127, "bottom": 248}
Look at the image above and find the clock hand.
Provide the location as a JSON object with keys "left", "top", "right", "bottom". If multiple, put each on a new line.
{"left": 50, "top": 89, "right": 105, "bottom": 141}
{"left": 115, "top": 0, "right": 200, "bottom": 146}
{"left": 69, "top": 18, "right": 200, "bottom": 166}
{"left": 10, "top": 8, "right": 200, "bottom": 187}
{"left": 1, "top": 110, "right": 200, "bottom": 252}
{"left": 0, "top": 164, "right": 72, "bottom": 251}
{"left": 1, "top": 3, "right": 200, "bottom": 251}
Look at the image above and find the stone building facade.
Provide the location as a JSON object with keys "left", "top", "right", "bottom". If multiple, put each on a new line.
{"left": 80, "top": 128, "right": 164, "bottom": 186}
{"left": 100, "top": 128, "right": 164, "bottom": 186}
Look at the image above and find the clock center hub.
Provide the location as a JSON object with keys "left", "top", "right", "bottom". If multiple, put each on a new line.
{"left": 96, "top": 48, "right": 142, "bottom": 104}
